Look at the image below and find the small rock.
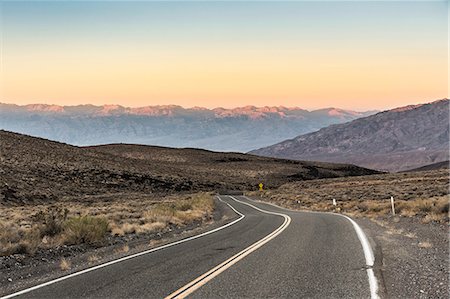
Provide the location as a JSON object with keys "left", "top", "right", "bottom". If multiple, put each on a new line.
{"left": 7, "top": 278, "right": 12, "bottom": 282}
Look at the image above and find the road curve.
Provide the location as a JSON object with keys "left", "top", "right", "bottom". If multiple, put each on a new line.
{"left": 2, "top": 195, "right": 378, "bottom": 299}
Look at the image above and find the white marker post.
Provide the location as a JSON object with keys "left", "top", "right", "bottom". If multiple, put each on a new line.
{"left": 332, "top": 198, "right": 337, "bottom": 206}
{"left": 390, "top": 196, "right": 395, "bottom": 215}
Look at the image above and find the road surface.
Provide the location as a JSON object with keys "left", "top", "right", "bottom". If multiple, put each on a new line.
{"left": 2, "top": 195, "right": 379, "bottom": 299}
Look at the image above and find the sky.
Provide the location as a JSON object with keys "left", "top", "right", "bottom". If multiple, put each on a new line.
{"left": 0, "top": 0, "right": 447, "bottom": 111}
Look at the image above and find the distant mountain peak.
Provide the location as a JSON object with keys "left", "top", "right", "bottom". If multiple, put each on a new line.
{"left": 0, "top": 102, "right": 374, "bottom": 119}
{"left": 24, "top": 104, "right": 65, "bottom": 113}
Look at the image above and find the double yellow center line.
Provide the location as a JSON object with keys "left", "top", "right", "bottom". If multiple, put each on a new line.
{"left": 165, "top": 196, "right": 291, "bottom": 299}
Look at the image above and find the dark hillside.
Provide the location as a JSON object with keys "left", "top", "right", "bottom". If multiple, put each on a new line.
{"left": 0, "top": 130, "right": 378, "bottom": 204}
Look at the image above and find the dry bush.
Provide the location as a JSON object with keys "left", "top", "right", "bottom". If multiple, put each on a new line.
{"left": 59, "top": 258, "right": 71, "bottom": 270}
{"left": 333, "top": 197, "right": 448, "bottom": 222}
{"left": 0, "top": 192, "right": 215, "bottom": 256}
{"left": 110, "top": 223, "right": 125, "bottom": 236}
{"left": 33, "top": 207, "right": 69, "bottom": 237}
{"left": 63, "top": 216, "right": 109, "bottom": 246}
{"left": 136, "top": 222, "right": 166, "bottom": 234}
{"left": 0, "top": 221, "right": 41, "bottom": 256}
{"left": 422, "top": 213, "right": 444, "bottom": 224}
{"left": 143, "top": 193, "right": 214, "bottom": 227}
{"left": 396, "top": 197, "right": 449, "bottom": 222}
{"left": 144, "top": 204, "right": 179, "bottom": 224}
{"left": 115, "top": 244, "right": 129, "bottom": 254}
{"left": 87, "top": 254, "right": 100, "bottom": 264}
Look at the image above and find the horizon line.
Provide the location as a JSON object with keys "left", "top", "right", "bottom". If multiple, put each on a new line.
{"left": 1, "top": 98, "right": 448, "bottom": 113}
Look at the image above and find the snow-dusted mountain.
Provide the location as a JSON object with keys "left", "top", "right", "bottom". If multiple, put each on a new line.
{"left": 0, "top": 103, "right": 375, "bottom": 152}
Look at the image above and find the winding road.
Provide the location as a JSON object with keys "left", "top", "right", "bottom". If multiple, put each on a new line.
{"left": 2, "top": 195, "right": 379, "bottom": 299}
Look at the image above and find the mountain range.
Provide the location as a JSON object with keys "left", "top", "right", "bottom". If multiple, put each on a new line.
{"left": 250, "top": 99, "right": 449, "bottom": 172}
{"left": 0, "top": 103, "right": 375, "bottom": 152}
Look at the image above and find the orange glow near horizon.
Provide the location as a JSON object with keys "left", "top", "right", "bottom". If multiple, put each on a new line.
{"left": 0, "top": 1, "right": 447, "bottom": 111}
{"left": 2, "top": 47, "right": 446, "bottom": 111}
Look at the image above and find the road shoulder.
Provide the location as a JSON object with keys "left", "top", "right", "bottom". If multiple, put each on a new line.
{"left": 356, "top": 216, "right": 448, "bottom": 299}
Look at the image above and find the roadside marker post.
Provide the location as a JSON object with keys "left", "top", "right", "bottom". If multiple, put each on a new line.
{"left": 332, "top": 198, "right": 337, "bottom": 206}
{"left": 390, "top": 196, "right": 395, "bottom": 215}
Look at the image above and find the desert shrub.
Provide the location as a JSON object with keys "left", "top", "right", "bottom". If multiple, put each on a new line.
{"left": 0, "top": 222, "right": 41, "bottom": 256}
{"left": 142, "top": 193, "right": 214, "bottom": 227}
{"left": 357, "top": 202, "right": 368, "bottom": 212}
{"left": 63, "top": 216, "right": 109, "bottom": 246}
{"left": 368, "top": 202, "right": 390, "bottom": 213}
{"left": 33, "top": 207, "right": 69, "bottom": 237}
{"left": 190, "top": 193, "right": 215, "bottom": 212}
{"left": 433, "top": 197, "right": 449, "bottom": 214}
{"left": 136, "top": 222, "right": 166, "bottom": 233}
{"left": 176, "top": 201, "right": 193, "bottom": 211}
{"left": 144, "top": 203, "right": 179, "bottom": 224}
{"left": 175, "top": 210, "right": 204, "bottom": 223}
{"left": 60, "top": 258, "right": 71, "bottom": 270}
{"left": 15, "top": 228, "right": 41, "bottom": 255}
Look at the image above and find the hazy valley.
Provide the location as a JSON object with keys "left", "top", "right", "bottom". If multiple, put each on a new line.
{"left": 0, "top": 103, "right": 375, "bottom": 152}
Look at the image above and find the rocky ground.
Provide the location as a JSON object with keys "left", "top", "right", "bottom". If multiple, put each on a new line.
{"left": 358, "top": 216, "right": 448, "bottom": 298}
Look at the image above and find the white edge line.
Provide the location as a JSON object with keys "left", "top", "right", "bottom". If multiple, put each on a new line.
{"left": 0, "top": 196, "right": 244, "bottom": 299}
{"left": 243, "top": 196, "right": 380, "bottom": 299}
{"left": 165, "top": 195, "right": 291, "bottom": 299}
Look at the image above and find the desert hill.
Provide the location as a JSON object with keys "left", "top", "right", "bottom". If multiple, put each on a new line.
{"left": 0, "top": 130, "right": 378, "bottom": 204}
{"left": 404, "top": 161, "right": 449, "bottom": 172}
{"left": 250, "top": 99, "right": 449, "bottom": 172}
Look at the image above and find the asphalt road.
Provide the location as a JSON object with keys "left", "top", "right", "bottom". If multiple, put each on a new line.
{"left": 3, "top": 196, "right": 378, "bottom": 299}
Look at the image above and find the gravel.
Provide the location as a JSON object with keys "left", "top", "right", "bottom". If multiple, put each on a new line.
{"left": 357, "top": 216, "right": 448, "bottom": 298}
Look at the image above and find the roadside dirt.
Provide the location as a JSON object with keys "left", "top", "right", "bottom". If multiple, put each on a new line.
{"left": 0, "top": 197, "right": 237, "bottom": 297}
{"left": 357, "top": 216, "right": 448, "bottom": 299}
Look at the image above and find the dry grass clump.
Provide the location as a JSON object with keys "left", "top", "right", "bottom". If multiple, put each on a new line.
{"left": 108, "top": 193, "right": 214, "bottom": 237}
{"left": 254, "top": 195, "right": 449, "bottom": 223}
{"left": 59, "top": 258, "right": 71, "bottom": 271}
{"left": 87, "top": 254, "right": 100, "bottom": 264}
{"left": 0, "top": 209, "right": 109, "bottom": 255}
{"left": 143, "top": 193, "right": 214, "bottom": 226}
{"left": 341, "top": 196, "right": 444, "bottom": 222}
{"left": 0, "top": 192, "right": 215, "bottom": 256}
{"left": 250, "top": 170, "right": 448, "bottom": 223}
{"left": 115, "top": 244, "right": 130, "bottom": 254}
{"left": 63, "top": 216, "right": 109, "bottom": 246}
{"left": 395, "top": 196, "right": 449, "bottom": 222}
{"left": 0, "top": 221, "right": 41, "bottom": 256}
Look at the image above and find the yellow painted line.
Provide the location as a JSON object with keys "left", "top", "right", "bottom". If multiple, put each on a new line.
{"left": 165, "top": 196, "right": 291, "bottom": 299}
{"left": 1, "top": 197, "right": 244, "bottom": 299}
